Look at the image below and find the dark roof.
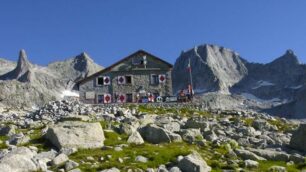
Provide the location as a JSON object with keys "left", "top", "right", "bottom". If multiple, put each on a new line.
{"left": 77, "top": 50, "right": 173, "bottom": 85}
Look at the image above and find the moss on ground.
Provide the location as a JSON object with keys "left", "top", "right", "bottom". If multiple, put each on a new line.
{"left": 69, "top": 143, "right": 191, "bottom": 171}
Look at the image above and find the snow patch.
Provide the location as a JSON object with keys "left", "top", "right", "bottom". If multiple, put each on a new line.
{"left": 240, "top": 93, "right": 283, "bottom": 103}
{"left": 289, "top": 85, "right": 303, "bottom": 89}
{"left": 61, "top": 90, "right": 79, "bottom": 98}
{"left": 252, "top": 80, "right": 275, "bottom": 89}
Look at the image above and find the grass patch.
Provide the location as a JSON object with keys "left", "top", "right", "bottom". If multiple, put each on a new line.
{"left": 69, "top": 142, "right": 191, "bottom": 171}
{"left": 19, "top": 127, "right": 52, "bottom": 151}
{"left": 243, "top": 117, "right": 255, "bottom": 126}
{"left": 267, "top": 119, "right": 298, "bottom": 132}
{"left": 0, "top": 135, "right": 8, "bottom": 149}
{"left": 256, "top": 160, "right": 306, "bottom": 172}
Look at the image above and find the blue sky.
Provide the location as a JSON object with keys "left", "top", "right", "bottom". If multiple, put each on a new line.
{"left": 0, "top": 0, "right": 306, "bottom": 66}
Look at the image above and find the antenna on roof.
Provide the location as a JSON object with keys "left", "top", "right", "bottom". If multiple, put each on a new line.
{"left": 143, "top": 55, "right": 147, "bottom": 69}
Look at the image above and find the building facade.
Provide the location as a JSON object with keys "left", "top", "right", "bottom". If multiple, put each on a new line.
{"left": 77, "top": 50, "right": 173, "bottom": 104}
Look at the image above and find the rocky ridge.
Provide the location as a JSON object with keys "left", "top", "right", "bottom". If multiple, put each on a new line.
{"left": 0, "top": 50, "right": 103, "bottom": 108}
{"left": 173, "top": 44, "right": 306, "bottom": 118}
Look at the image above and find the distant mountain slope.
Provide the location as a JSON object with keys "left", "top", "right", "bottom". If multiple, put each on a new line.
{"left": 48, "top": 52, "right": 103, "bottom": 83}
{"left": 172, "top": 44, "right": 306, "bottom": 119}
{"left": 172, "top": 44, "right": 248, "bottom": 94}
{"left": 0, "top": 58, "right": 16, "bottom": 75}
{"left": 0, "top": 50, "right": 103, "bottom": 108}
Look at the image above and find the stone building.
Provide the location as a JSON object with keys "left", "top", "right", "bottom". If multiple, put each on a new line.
{"left": 77, "top": 50, "right": 173, "bottom": 104}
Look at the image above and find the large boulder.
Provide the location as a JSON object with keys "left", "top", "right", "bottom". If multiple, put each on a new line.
{"left": 0, "top": 147, "right": 40, "bottom": 172}
{"left": 290, "top": 123, "right": 306, "bottom": 152}
{"left": 248, "top": 148, "right": 290, "bottom": 161}
{"left": 235, "top": 149, "right": 266, "bottom": 161}
{"left": 178, "top": 152, "right": 211, "bottom": 172}
{"left": 127, "top": 131, "right": 144, "bottom": 145}
{"left": 46, "top": 121, "right": 105, "bottom": 149}
{"left": 139, "top": 124, "right": 171, "bottom": 144}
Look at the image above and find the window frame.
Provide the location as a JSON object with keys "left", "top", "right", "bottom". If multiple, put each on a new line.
{"left": 126, "top": 93, "right": 133, "bottom": 103}
{"left": 150, "top": 74, "right": 159, "bottom": 85}
{"left": 96, "top": 76, "right": 104, "bottom": 86}
{"left": 125, "top": 75, "right": 133, "bottom": 85}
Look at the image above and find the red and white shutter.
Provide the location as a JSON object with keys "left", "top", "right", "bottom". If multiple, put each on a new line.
{"left": 103, "top": 76, "right": 111, "bottom": 85}
{"left": 104, "top": 94, "right": 112, "bottom": 104}
{"left": 117, "top": 93, "right": 126, "bottom": 103}
{"left": 118, "top": 76, "right": 126, "bottom": 85}
{"left": 159, "top": 74, "right": 166, "bottom": 84}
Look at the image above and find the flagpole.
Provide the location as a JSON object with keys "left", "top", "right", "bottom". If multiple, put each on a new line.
{"left": 188, "top": 58, "right": 194, "bottom": 96}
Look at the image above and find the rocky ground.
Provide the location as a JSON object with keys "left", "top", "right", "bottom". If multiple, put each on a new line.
{"left": 0, "top": 100, "right": 306, "bottom": 172}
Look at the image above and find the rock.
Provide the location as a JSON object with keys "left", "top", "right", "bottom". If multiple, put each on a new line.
{"left": 127, "top": 131, "right": 144, "bottom": 145}
{"left": 166, "top": 131, "right": 182, "bottom": 142}
{"left": 119, "top": 123, "right": 137, "bottom": 135}
{"left": 184, "top": 118, "right": 209, "bottom": 131}
{"left": 0, "top": 147, "right": 39, "bottom": 172}
{"left": 289, "top": 154, "right": 305, "bottom": 163}
{"left": 65, "top": 160, "right": 79, "bottom": 171}
{"left": 51, "top": 153, "right": 69, "bottom": 166}
{"left": 290, "top": 123, "right": 306, "bottom": 152}
{"left": 114, "top": 147, "right": 123, "bottom": 152}
{"left": 244, "top": 159, "right": 259, "bottom": 168}
{"left": 162, "top": 122, "right": 181, "bottom": 132}
{"left": 177, "top": 152, "right": 211, "bottom": 172}
{"left": 46, "top": 121, "right": 105, "bottom": 149}
{"left": 238, "top": 126, "right": 261, "bottom": 136}
{"left": 69, "top": 168, "right": 82, "bottom": 172}
{"left": 34, "top": 149, "right": 57, "bottom": 162}
{"left": 8, "top": 133, "right": 30, "bottom": 145}
{"left": 135, "top": 155, "right": 148, "bottom": 163}
{"left": 169, "top": 166, "right": 182, "bottom": 172}
{"left": 158, "top": 164, "right": 169, "bottom": 172}
{"left": 268, "top": 166, "right": 287, "bottom": 172}
{"left": 179, "top": 129, "right": 203, "bottom": 143}
{"left": 60, "top": 147, "right": 78, "bottom": 156}
{"left": 235, "top": 149, "right": 266, "bottom": 161}
{"left": 139, "top": 124, "right": 171, "bottom": 144}
{"left": 252, "top": 119, "right": 275, "bottom": 131}
{"left": 0, "top": 124, "right": 16, "bottom": 136}
{"left": 99, "top": 167, "right": 120, "bottom": 172}
{"left": 248, "top": 148, "right": 290, "bottom": 161}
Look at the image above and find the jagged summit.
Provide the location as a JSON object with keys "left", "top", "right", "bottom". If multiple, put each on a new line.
{"left": 0, "top": 49, "right": 33, "bottom": 82}
{"left": 269, "top": 49, "right": 300, "bottom": 67}
{"left": 173, "top": 44, "right": 248, "bottom": 94}
{"left": 15, "top": 49, "right": 33, "bottom": 77}
{"left": 48, "top": 52, "right": 103, "bottom": 82}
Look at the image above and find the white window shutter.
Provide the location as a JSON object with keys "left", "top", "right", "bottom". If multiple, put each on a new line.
{"left": 104, "top": 94, "right": 112, "bottom": 103}
{"left": 118, "top": 76, "right": 126, "bottom": 84}
{"left": 117, "top": 93, "right": 126, "bottom": 103}
{"left": 103, "top": 76, "right": 111, "bottom": 85}
{"left": 159, "top": 74, "right": 166, "bottom": 83}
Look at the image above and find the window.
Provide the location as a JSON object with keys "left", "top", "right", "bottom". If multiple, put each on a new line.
{"left": 125, "top": 76, "right": 132, "bottom": 84}
{"left": 97, "top": 77, "right": 104, "bottom": 86}
{"left": 97, "top": 95, "right": 104, "bottom": 104}
{"left": 150, "top": 74, "right": 159, "bottom": 85}
{"left": 126, "top": 93, "right": 133, "bottom": 103}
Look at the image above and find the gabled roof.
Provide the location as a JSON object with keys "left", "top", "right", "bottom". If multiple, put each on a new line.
{"left": 77, "top": 50, "right": 173, "bottom": 85}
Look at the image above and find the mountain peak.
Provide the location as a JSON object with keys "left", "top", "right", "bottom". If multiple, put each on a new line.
{"left": 0, "top": 49, "right": 33, "bottom": 82}
{"left": 16, "top": 49, "right": 32, "bottom": 73}
{"left": 76, "top": 52, "right": 93, "bottom": 62}
{"left": 270, "top": 49, "right": 299, "bottom": 66}
{"left": 285, "top": 49, "right": 295, "bottom": 55}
